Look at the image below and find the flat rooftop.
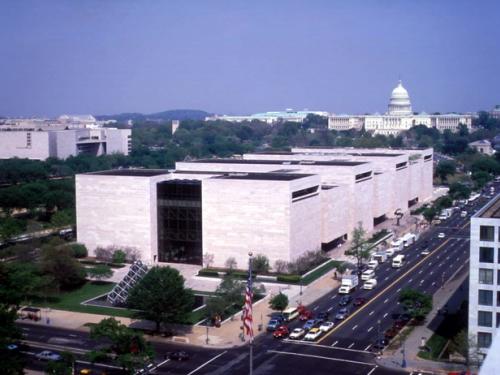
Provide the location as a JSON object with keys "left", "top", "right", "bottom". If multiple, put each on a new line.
{"left": 214, "top": 172, "right": 313, "bottom": 181}
{"left": 190, "top": 159, "right": 366, "bottom": 167}
{"left": 87, "top": 169, "right": 169, "bottom": 177}
{"left": 478, "top": 194, "right": 500, "bottom": 218}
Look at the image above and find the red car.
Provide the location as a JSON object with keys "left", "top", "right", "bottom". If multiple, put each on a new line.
{"left": 384, "top": 328, "right": 399, "bottom": 340}
{"left": 273, "top": 325, "right": 289, "bottom": 339}
{"left": 299, "top": 310, "right": 313, "bottom": 321}
{"left": 353, "top": 297, "right": 367, "bottom": 307}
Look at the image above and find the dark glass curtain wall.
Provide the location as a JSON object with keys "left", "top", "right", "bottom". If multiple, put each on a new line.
{"left": 157, "top": 180, "right": 202, "bottom": 265}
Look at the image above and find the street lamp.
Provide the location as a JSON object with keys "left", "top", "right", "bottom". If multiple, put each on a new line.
{"left": 206, "top": 325, "right": 209, "bottom": 345}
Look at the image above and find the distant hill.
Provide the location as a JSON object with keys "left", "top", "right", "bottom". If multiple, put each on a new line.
{"left": 96, "top": 109, "right": 211, "bottom": 122}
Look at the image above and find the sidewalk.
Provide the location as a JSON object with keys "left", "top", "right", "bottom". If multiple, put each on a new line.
{"left": 377, "top": 263, "right": 469, "bottom": 374}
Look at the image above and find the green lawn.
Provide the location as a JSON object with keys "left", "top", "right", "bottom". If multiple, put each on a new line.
{"left": 418, "top": 333, "right": 448, "bottom": 360}
{"left": 301, "top": 260, "right": 341, "bottom": 285}
{"left": 32, "top": 281, "right": 135, "bottom": 318}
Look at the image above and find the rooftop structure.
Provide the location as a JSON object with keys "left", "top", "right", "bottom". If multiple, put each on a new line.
{"left": 205, "top": 109, "right": 329, "bottom": 124}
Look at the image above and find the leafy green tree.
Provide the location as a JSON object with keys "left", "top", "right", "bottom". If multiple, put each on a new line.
{"left": 50, "top": 209, "right": 75, "bottom": 227}
{"left": 398, "top": 288, "right": 432, "bottom": 321}
{"left": 40, "top": 246, "right": 86, "bottom": 290}
{"left": 45, "top": 352, "right": 75, "bottom": 375}
{"left": 448, "top": 182, "right": 471, "bottom": 200}
{"left": 112, "top": 249, "right": 127, "bottom": 264}
{"left": 127, "top": 266, "right": 194, "bottom": 331}
{"left": 471, "top": 171, "right": 491, "bottom": 189}
{"left": 269, "top": 292, "right": 288, "bottom": 312}
{"left": 422, "top": 207, "right": 438, "bottom": 224}
{"left": 89, "top": 317, "right": 153, "bottom": 373}
{"left": 335, "top": 262, "right": 348, "bottom": 279}
{"left": 349, "top": 222, "right": 370, "bottom": 270}
{"left": 0, "top": 217, "right": 26, "bottom": 242}
{"left": 448, "top": 330, "right": 481, "bottom": 369}
{"left": 68, "top": 243, "right": 87, "bottom": 258}
{"left": 0, "top": 304, "right": 24, "bottom": 374}
{"left": 435, "top": 160, "right": 456, "bottom": 183}
{"left": 86, "top": 264, "right": 113, "bottom": 281}
{"left": 252, "top": 254, "right": 270, "bottom": 274}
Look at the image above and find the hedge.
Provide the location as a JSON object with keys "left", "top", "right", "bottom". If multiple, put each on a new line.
{"left": 276, "top": 274, "right": 301, "bottom": 283}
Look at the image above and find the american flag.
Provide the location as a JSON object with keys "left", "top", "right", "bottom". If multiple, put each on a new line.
{"left": 242, "top": 256, "right": 254, "bottom": 340}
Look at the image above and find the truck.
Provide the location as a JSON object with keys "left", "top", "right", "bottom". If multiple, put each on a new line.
{"left": 390, "top": 238, "right": 404, "bottom": 251}
{"left": 338, "top": 274, "right": 359, "bottom": 294}
{"left": 402, "top": 233, "right": 416, "bottom": 247}
{"left": 438, "top": 208, "right": 452, "bottom": 220}
{"left": 392, "top": 254, "right": 405, "bottom": 268}
{"left": 372, "top": 251, "right": 388, "bottom": 264}
{"left": 385, "top": 248, "right": 396, "bottom": 257}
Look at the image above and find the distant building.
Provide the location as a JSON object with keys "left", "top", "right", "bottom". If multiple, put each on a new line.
{"left": 205, "top": 109, "right": 329, "bottom": 124}
{"left": 469, "top": 194, "right": 500, "bottom": 361}
{"left": 490, "top": 105, "right": 500, "bottom": 120}
{"left": 469, "top": 140, "right": 494, "bottom": 156}
{"left": 328, "top": 81, "right": 473, "bottom": 135}
{"left": 0, "top": 115, "right": 131, "bottom": 160}
{"left": 171, "top": 120, "right": 180, "bottom": 135}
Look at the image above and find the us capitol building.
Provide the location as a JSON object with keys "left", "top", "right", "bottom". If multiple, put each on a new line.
{"left": 328, "top": 80, "right": 472, "bottom": 135}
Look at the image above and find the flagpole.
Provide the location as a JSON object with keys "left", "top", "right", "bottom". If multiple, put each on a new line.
{"left": 248, "top": 251, "right": 253, "bottom": 375}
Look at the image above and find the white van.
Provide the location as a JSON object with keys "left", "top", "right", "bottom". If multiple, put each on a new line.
{"left": 367, "top": 260, "right": 379, "bottom": 270}
{"left": 361, "top": 269, "right": 375, "bottom": 281}
{"left": 385, "top": 248, "right": 395, "bottom": 257}
{"left": 392, "top": 255, "right": 405, "bottom": 268}
{"left": 363, "top": 278, "right": 378, "bottom": 290}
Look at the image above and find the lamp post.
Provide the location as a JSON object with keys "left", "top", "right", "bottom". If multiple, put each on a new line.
{"left": 206, "top": 324, "right": 209, "bottom": 345}
{"left": 401, "top": 339, "right": 407, "bottom": 368}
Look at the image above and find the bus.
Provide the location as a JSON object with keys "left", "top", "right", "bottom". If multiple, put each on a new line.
{"left": 282, "top": 307, "right": 300, "bottom": 322}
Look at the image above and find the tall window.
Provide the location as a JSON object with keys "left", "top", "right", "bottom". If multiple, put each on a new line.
{"left": 479, "top": 269, "right": 494, "bottom": 284}
{"left": 478, "top": 311, "right": 493, "bottom": 327}
{"left": 498, "top": 270, "right": 500, "bottom": 285}
{"left": 497, "top": 291, "right": 500, "bottom": 307}
{"left": 480, "top": 225, "right": 494, "bottom": 241}
{"left": 478, "top": 290, "right": 493, "bottom": 306}
{"left": 497, "top": 313, "right": 500, "bottom": 328}
{"left": 478, "top": 332, "right": 492, "bottom": 348}
{"left": 479, "top": 247, "right": 494, "bottom": 263}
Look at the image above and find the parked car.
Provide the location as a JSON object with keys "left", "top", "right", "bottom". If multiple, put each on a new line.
{"left": 303, "top": 319, "right": 317, "bottom": 331}
{"left": 168, "top": 351, "right": 190, "bottom": 361}
{"left": 36, "top": 351, "right": 62, "bottom": 361}
{"left": 273, "top": 325, "right": 289, "bottom": 339}
{"left": 319, "top": 321, "right": 335, "bottom": 332}
{"left": 289, "top": 328, "right": 306, "bottom": 340}
{"left": 339, "top": 295, "right": 353, "bottom": 306}
{"left": 384, "top": 328, "right": 399, "bottom": 340}
{"left": 353, "top": 297, "right": 367, "bottom": 307}
{"left": 304, "top": 328, "right": 322, "bottom": 341}
{"left": 335, "top": 308, "right": 350, "bottom": 320}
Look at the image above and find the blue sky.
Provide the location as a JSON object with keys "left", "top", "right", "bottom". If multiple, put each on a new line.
{"left": 0, "top": 0, "right": 498, "bottom": 117}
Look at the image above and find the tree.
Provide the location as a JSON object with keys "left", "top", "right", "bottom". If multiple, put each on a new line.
{"left": 89, "top": 317, "right": 153, "bottom": 373}
{"left": 0, "top": 304, "right": 24, "bottom": 374}
{"left": 448, "top": 330, "right": 481, "bottom": 370}
{"left": 203, "top": 253, "right": 215, "bottom": 269}
{"left": 336, "top": 262, "right": 348, "bottom": 279}
{"left": 398, "top": 288, "right": 432, "bottom": 322}
{"left": 435, "top": 160, "right": 456, "bottom": 183}
{"left": 112, "top": 249, "right": 127, "bottom": 264}
{"left": 471, "top": 171, "right": 491, "bottom": 189}
{"left": 448, "top": 182, "right": 471, "bottom": 200}
{"left": 349, "top": 222, "right": 370, "bottom": 270}
{"left": 252, "top": 254, "right": 270, "bottom": 274}
{"left": 274, "top": 260, "right": 288, "bottom": 274}
{"left": 50, "top": 209, "right": 75, "bottom": 227}
{"left": 225, "top": 257, "right": 238, "bottom": 273}
{"left": 68, "top": 243, "right": 87, "bottom": 258}
{"left": 86, "top": 264, "right": 113, "bottom": 282}
{"left": 0, "top": 217, "right": 26, "bottom": 242}
{"left": 45, "top": 352, "right": 75, "bottom": 375}
{"left": 269, "top": 292, "right": 288, "bottom": 312}
{"left": 127, "top": 266, "right": 194, "bottom": 332}
{"left": 40, "top": 246, "right": 86, "bottom": 290}
{"left": 422, "top": 206, "right": 437, "bottom": 225}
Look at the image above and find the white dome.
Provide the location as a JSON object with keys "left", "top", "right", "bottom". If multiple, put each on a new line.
{"left": 387, "top": 80, "right": 412, "bottom": 115}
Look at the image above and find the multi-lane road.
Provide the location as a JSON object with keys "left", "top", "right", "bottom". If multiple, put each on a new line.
{"left": 20, "top": 186, "right": 498, "bottom": 374}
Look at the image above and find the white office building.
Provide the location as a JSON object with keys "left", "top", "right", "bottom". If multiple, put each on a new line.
{"left": 76, "top": 147, "right": 433, "bottom": 268}
{"left": 469, "top": 194, "right": 500, "bottom": 359}
{"left": 328, "top": 81, "right": 472, "bottom": 135}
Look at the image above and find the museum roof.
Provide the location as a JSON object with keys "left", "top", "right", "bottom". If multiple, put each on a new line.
{"left": 214, "top": 172, "right": 314, "bottom": 181}
{"left": 190, "top": 159, "right": 366, "bottom": 166}
{"left": 87, "top": 169, "right": 169, "bottom": 177}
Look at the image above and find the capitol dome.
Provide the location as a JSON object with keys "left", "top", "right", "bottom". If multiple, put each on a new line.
{"left": 387, "top": 80, "right": 412, "bottom": 116}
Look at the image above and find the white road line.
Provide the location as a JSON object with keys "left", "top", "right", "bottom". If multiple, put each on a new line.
{"left": 364, "top": 344, "right": 372, "bottom": 351}
{"left": 327, "top": 307, "right": 333, "bottom": 312}
{"left": 384, "top": 276, "right": 389, "bottom": 281}
{"left": 331, "top": 295, "right": 337, "bottom": 300}
{"left": 352, "top": 325, "right": 358, "bottom": 330}
{"left": 348, "top": 342, "right": 355, "bottom": 349}
{"left": 383, "top": 313, "right": 388, "bottom": 318}
{"left": 418, "top": 270, "right": 423, "bottom": 274}
{"left": 367, "top": 326, "right": 373, "bottom": 333}
{"left": 187, "top": 351, "right": 228, "bottom": 375}
{"left": 383, "top": 298, "right": 389, "bottom": 304}
{"left": 430, "top": 271, "right": 434, "bottom": 275}
{"left": 369, "top": 311, "right": 374, "bottom": 316}
{"left": 153, "top": 358, "right": 171, "bottom": 369}
{"left": 331, "top": 340, "right": 338, "bottom": 347}
{"left": 397, "top": 288, "right": 401, "bottom": 293}
{"left": 313, "top": 306, "right": 319, "bottom": 311}
{"left": 75, "top": 360, "right": 122, "bottom": 370}
{"left": 267, "top": 350, "right": 375, "bottom": 366}
{"left": 367, "top": 367, "right": 378, "bottom": 375}
{"left": 429, "top": 262, "right": 432, "bottom": 266}
{"left": 420, "top": 279, "right": 424, "bottom": 284}
{"left": 68, "top": 334, "right": 78, "bottom": 338}
{"left": 409, "top": 278, "right": 413, "bottom": 283}
{"left": 432, "top": 282, "right": 436, "bottom": 286}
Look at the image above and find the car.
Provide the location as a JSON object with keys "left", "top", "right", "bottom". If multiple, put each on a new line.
{"left": 289, "top": 328, "right": 306, "bottom": 340}
{"left": 437, "top": 232, "right": 445, "bottom": 238}
{"left": 168, "top": 351, "right": 190, "bottom": 361}
{"left": 273, "top": 325, "right": 289, "bottom": 339}
{"left": 267, "top": 317, "right": 284, "bottom": 331}
{"left": 317, "top": 311, "right": 329, "bottom": 320}
{"left": 303, "top": 319, "right": 316, "bottom": 331}
{"left": 353, "top": 297, "right": 367, "bottom": 307}
{"left": 79, "top": 370, "right": 93, "bottom": 375}
{"left": 361, "top": 269, "right": 375, "bottom": 281}
{"left": 367, "top": 260, "right": 379, "bottom": 270}
{"left": 363, "top": 278, "right": 377, "bottom": 290}
{"left": 335, "top": 308, "right": 350, "bottom": 320}
{"left": 319, "top": 321, "right": 335, "bottom": 332}
{"left": 420, "top": 248, "right": 430, "bottom": 256}
{"left": 299, "top": 310, "right": 313, "bottom": 321}
{"left": 339, "top": 295, "right": 353, "bottom": 306}
{"left": 304, "top": 328, "right": 322, "bottom": 341}
{"left": 36, "top": 350, "right": 62, "bottom": 361}
{"left": 6, "top": 344, "right": 18, "bottom": 351}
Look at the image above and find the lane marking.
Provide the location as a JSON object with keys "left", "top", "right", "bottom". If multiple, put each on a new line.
{"left": 331, "top": 340, "right": 338, "bottom": 346}
{"left": 348, "top": 342, "right": 355, "bottom": 349}
{"left": 383, "top": 298, "right": 389, "bottom": 304}
{"left": 331, "top": 295, "right": 337, "bottom": 300}
{"left": 75, "top": 360, "right": 122, "bottom": 370}
{"left": 153, "top": 358, "right": 171, "bottom": 369}
{"left": 369, "top": 311, "right": 374, "bottom": 316}
{"left": 383, "top": 313, "right": 388, "bottom": 318}
{"left": 313, "top": 306, "right": 319, "bottom": 311}
{"left": 397, "top": 288, "right": 401, "bottom": 293}
{"left": 384, "top": 276, "right": 389, "bottom": 281}
{"left": 328, "top": 307, "right": 333, "bottom": 312}
{"left": 418, "top": 270, "right": 423, "bottom": 274}
{"left": 187, "top": 351, "right": 228, "bottom": 375}
{"left": 352, "top": 325, "right": 358, "bottom": 330}
{"left": 367, "top": 367, "right": 378, "bottom": 375}
{"left": 367, "top": 326, "right": 373, "bottom": 333}
{"left": 267, "top": 349, "right": 376, "bottom": 367}
{"left": 364, "top": 344, "right": 371, "bottom": 351}
{"left": 409, "top": 278, "right": 413, "bottom": 283}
